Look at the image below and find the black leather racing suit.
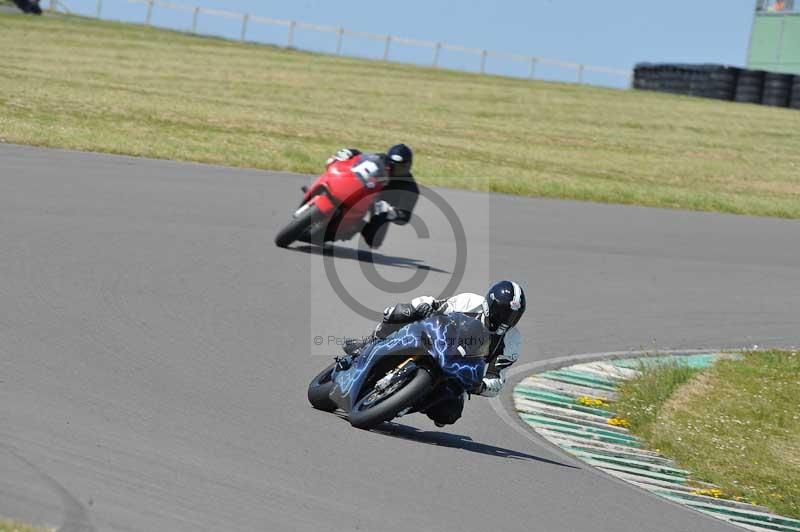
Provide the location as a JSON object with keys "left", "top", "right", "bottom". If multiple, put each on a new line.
{"left": 368, "top": 293, "right": 522, "bottom": 425}
{"left": 326, "top": 148, "right": 419, "bottom": 249}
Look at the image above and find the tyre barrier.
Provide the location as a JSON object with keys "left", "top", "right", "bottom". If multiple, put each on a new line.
{"left": 762, "top": 72, "right": 794, "bottom": 107}
{"left": 792, "top": 76, "right": 800, "bottom": 110}
{"left": 634, "top": 63, "right": 740, "bottom": 101}
{"left": 634, "top": 63, "right": 798, "bottom": 110}
{"left": 734, "top": 69, "right": 765, "bottom": 104}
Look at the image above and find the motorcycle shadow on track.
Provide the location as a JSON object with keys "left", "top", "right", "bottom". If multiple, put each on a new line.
{"left": 290, "top": 244, "right": 450, "bottom": 274}
{"left": 331, "top": 413, "right": 577, "bottom": 468}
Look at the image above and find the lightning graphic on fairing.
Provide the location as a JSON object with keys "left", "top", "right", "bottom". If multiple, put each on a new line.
{"left": 334, "top": 324, "right": 418, "bottom": 396}
{"left": 333, "top": 315, "right": 486, "bottom": 398}
{"left": 420, "top": 319, "right": 484, "bottom": 389}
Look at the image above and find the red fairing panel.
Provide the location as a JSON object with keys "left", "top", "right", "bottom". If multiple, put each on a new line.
{"left": 302, "top": 157, "right": 386, "bottom": 230}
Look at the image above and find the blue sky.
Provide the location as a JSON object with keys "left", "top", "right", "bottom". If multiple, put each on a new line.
{"left": 63, "top": 0, "right": 758, "bottom": 87}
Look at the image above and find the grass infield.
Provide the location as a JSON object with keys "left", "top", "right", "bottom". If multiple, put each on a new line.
{"left": 615, "top": 351, "right": 800, "bottom": 518}
{"left": 1, "top": 12, "right": 800, "bottom": 218}
{"left": 0, "top": 518, "right": 50, "bottom": 532}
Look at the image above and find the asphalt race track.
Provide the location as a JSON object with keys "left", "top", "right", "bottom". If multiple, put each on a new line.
{"left": 1, "top": 144, "right": 798, "bottom": 532}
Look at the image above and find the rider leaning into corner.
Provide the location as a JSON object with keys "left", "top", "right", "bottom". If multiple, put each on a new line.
{"left": 339, "top": 281, "right": 526, "bottom": 427}
{"left": 325, "top": 144, "right": 419, "bottom": 249}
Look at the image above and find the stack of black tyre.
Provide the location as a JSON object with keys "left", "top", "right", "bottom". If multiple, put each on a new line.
{"left": 11, "top": 0, "right": 42, "bottom": 14}
{"left": 634, "top": 62, "right": 799, "bottom": 110}
{"left": 695, "top": 65, "right": 741, "bottom": 100}
{"left": 762, "top": 72, "right": 794, "bottom": 107}
{"left": 633, "top": 64, "right": 740, "bottom": 101}
{"left": 792, "top": 75, "right": 800, "bottom": 110}
{"left": 734, "top": 70, "right": 765, "bottom": 104}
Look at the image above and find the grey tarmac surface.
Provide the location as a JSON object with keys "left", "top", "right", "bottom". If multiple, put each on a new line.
{"left": 0, "top": 143, "right": 798, "bottom": 532}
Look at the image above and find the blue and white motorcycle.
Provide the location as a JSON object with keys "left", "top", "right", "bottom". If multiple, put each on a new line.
{"left": 307, "top": 313, "right": 490, "bottom": 429}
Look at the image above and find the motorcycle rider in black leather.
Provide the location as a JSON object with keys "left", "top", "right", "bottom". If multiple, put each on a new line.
{"left": 325, "top": 144, "right": 419, "bottom": 249}
{"left": 341, "top": 281, "right": 526, "bottom": 427}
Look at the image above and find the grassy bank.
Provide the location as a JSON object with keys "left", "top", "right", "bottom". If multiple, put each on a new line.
{"left": 2, "top": 13, "right": 800, "bottom": 218}
{"left": 615, "top": 351, "right": 800, "bottom": 518}
{"left": 0, "top": 518, "right": 50, "bottom": 532}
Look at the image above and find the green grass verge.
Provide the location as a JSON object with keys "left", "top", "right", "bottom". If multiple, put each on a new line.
{"left": 2, "top": 13, "right": 800, "bottom": 218}
{"left": 613, "top": 359, "right": 703, "bottom": 433}
{"left": 615, "top": 351, "right": 800, "bottom": 518}
{"left": 0, "top": 518, "right": 51, "bottom": 532}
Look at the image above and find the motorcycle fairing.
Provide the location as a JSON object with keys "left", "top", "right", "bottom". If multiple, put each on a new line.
{"left": 329, "top": 313, "right": 489, "bottom": 413}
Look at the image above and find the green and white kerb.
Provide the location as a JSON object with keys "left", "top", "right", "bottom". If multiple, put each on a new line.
{"left": 513, "top": 353, "right": 800, "bottom": 532}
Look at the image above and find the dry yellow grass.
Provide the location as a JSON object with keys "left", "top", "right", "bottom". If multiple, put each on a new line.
{"left": 2, "top": 12, "right": 800, "bottom": 218}
{"left": 0, "top": 518, "right": 51, "bottom": 532}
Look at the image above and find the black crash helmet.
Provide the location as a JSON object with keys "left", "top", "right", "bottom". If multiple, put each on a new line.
{"left": 482, "top": 280, "right": 526, "bottom": 334}
{"left": 386, "top": 144, "right": 413, "bottom": 177}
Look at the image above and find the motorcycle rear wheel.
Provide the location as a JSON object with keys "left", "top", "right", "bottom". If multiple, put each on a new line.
{"left": 307, "top": 363, "right": 338, "bottom": 412}
{"left": 349, "top": 368, "right": 432, "bottom": 430}
{"left": 275, "top": 204, "right": 323, "bottom": 248}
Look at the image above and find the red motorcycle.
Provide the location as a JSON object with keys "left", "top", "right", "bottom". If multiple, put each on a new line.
{"left": 274, "top": 156, "right": 387, "bottom": 248}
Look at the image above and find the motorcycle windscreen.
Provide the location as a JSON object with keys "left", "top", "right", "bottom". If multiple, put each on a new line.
{"left": 418, "top": 313, "right": 489, "bottom": 391}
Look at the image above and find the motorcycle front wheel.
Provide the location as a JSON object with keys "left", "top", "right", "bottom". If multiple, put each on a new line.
{"left": 307, "top": 363, "right": 338, "bottom": 412}
{"left": 348, "top": 368, "right": 433, "bottom": 430}
{"left": 274, "top": 203, "right": 323, "bottom": 248}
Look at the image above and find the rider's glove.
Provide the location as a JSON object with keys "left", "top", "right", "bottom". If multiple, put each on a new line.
{"left": 326, "top": 148, "right": 360, "bottom": 166}
{"left": 373, "top": 200, "right": 398, "bottom": 221}
{"left": 336, "top": 148, "right": 359, "bottom": 160}
{"left": 476, "top": 378, "right": 503, "bottom": 397}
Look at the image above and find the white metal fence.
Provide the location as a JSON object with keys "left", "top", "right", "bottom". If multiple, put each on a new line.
{"left": 44, "top": 0, "right": 632, "bottom": 88}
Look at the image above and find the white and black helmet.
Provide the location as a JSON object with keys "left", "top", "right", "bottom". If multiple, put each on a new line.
{"left": 482, "top": 280, "right": 526, "bottom": 334}
{"left": 386, "top": 144, "right": 413, "bottom": 177}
